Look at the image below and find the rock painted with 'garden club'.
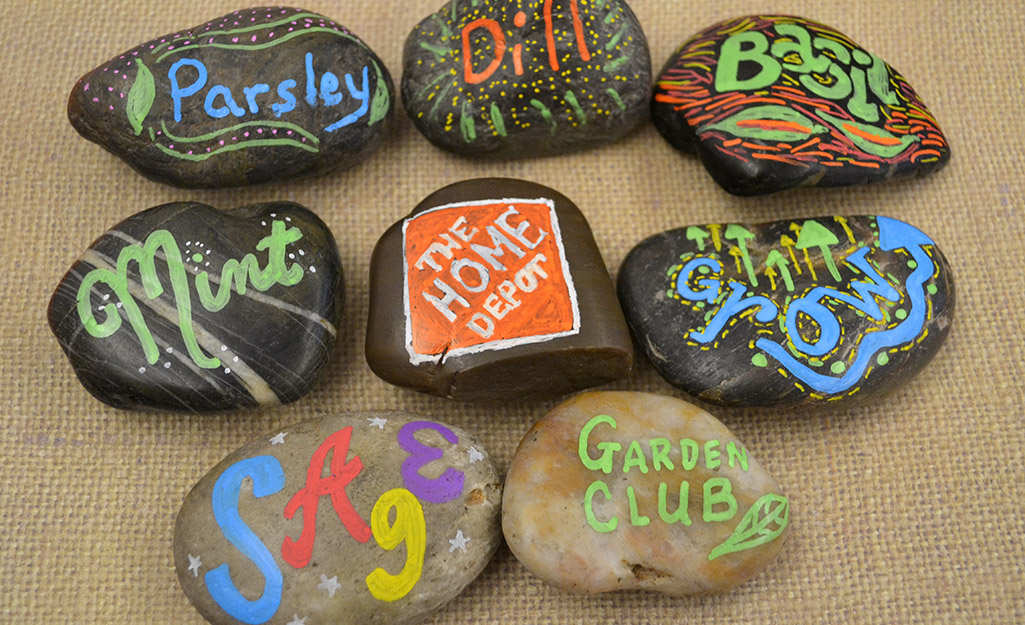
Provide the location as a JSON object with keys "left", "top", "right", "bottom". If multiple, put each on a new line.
{"left": 174, "top": 412, "right": 502, "bottom": 625}
{"left": 652, "top": 15, "right": 950, "bottom": 195}
{"left": 402, "top": 0, "right": 651, "bottom": 157}
{"left": 48, "top": 201, "right": 343, "bottom": 412}
{"left": 366, "top": 178, "right": 632, "bottom": 401}
{"left": 617, "top": 215, "right": 955, "bottom": 407}
{"left": 68, "top": 7, "right": 393, "bottom": 187}
{"left": 503, "top": 391, "right": 790, "bottom": 596}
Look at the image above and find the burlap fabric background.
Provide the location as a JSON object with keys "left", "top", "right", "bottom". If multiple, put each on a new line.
{"left": 1, "top": 1, "right": 1022, "bottom": 623}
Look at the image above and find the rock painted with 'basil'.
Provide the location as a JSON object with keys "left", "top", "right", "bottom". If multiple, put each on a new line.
{"left": 617, "top": 216, "right": 955, "bottom": 407}
{"left": 68, "top": 7, "right": 393, "bottom": 187}
{"left": 366, "top": 178, "right": 632, "bottom": 401}
{"left": 402, "top": 0, "right": 651, "bottom": 158}
{"left": 652, "top": 15, "right": 950, "bottom": 195}
{"left": 48, "top": 201, "right": 343, "bottom": 412}
{"left": 174, "top": 412, "right": 502, "bottom": 625}
{"left": 503, "top": 391, "right": 789, "bottom": 596}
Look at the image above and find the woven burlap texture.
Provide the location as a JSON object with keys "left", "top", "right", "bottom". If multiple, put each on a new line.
{"left": 1, "top": 1, "right": 1022, "bottom": 623}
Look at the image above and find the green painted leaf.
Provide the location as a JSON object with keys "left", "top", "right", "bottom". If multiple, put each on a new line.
{"left": 816, "top": 110, "right": 919, "bottom": 157}
{"left": 699, "top": 105, "right": 827, "bottom": 142}
{"left": 708, "top": 493, "right": 789, "bottom": 561}
{"left": 368, "top": 60, "right": 390, "bottom": 126}
{"left": 126, "top": 59, "right": 155, "bottom": 136}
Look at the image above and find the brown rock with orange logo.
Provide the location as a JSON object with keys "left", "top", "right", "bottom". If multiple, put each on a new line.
{"left": 367, "top": 178, "right": 632, "bottom": 401}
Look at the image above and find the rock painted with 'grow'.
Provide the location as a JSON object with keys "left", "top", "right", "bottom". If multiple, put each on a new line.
{"left": 617, "top": 215, "right": 955, "bottom": 407}
{"left": 503, "top": 391, "right": 789, "bottom": 596}
{"left": 652, "top": 15, "right": 950, "bottom": 195}
{"left": 68, "top": 7, "right": 393, "bottom": 187}
{"left": 402, "top": 0, "right": 651, "bottom": 157}
{"left": 48, "top": 201, "right": 343, "bottom": 412}
{"left": 174, "top": 412, "right": 501, "bottom": 625}
{"left": 366, "top": 178, "right": 632, "bottom": 401}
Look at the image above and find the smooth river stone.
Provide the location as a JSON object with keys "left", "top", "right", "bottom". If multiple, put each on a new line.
{"left": 48, "top": 201, "right": 343, "bottom": 412}
{"left": 652, "top": 15, "right": 951, "bottom": 195}
{"left": 366, "top": 178, "right": 632, "bottom": 401}
{"left": 618, "top": 215, "right": 955, "bottom": 407}
{"left": 402, "top": 0, "right": 651, "bottom": 158}
{"left": 174, "top": 412, "right": 502, "bottom": 625}
{"left": 68, "top": 7, "right": 393, "bottom": 187}
{"left": 503, "top": 391, "right": 790, "bottom": 596}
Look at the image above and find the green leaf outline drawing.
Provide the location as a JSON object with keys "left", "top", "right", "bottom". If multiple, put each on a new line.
{"left": 126, "top": 59, "right": 155, "bottom": 136}
{"left": 708, "top": 493, "right": 789, "bottom": 561}
{"left": 816, "top": 109, "right": 920, "bottom": 158}
{"left": 698, "top": 105, "right": 827, "bottom": 142}
{"left": 368, "top": 59, "right": 390, "bottom": 126}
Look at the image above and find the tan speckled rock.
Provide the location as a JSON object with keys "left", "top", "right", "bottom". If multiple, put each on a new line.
{"left": 174, "top": 412, "right": 501, "bottom": 625}
{"left": 502, "top": 391, "right": 790, "bottom": 596}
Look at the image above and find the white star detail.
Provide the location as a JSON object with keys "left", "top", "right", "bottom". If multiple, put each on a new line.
{"left": 317, "top": 573, "right": 342, "bottom": 598}
{"left": 286, "top": 615, "right": 307, "bottom": 625}
{"left": 187, "top": 554, "right": 202, "bottom": 577}
{"left": 367, "top": 417, "right": 388, "bottom": 429}
{"left": 269, "top": 432, "right": 287, "bottom": 445}
{"left": 467, "top": 447, "right": 485, "bottom": 463}
{"left": 449, "top": 530, "right": 470, "bottom": 553}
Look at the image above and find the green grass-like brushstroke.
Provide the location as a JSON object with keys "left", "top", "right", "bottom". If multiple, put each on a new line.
{"left": 489, "top": 102, "right": 507, "bottom": 137}
{"left": 159, "top": 120, "right": 319, "bottom": 144}
{"left": 154, "top": 138, "right": 318, "bottom": 161}
{"left": 156, "top": 27, "right": 364, "bottom": 63}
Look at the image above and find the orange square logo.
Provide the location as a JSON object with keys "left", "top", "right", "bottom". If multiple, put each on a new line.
{"left": 403, "top": 198, "right": 580, "bottom": 364}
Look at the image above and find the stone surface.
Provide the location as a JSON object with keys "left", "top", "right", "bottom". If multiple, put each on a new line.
{"left": 68, "top": 7, "right": 393, "bottom": 188}
{"left": 48, "top": 201, "right": 343, "bottom": 412}
{"left": 503, "top": 391, "right": 790, "bottom": 596}
{"left": 174, "top": 412, "right": 502, "bottom": 625}
{"left": 618, "top": 215, "right": 955, "bottom": 407}
{"left": 366, "top": 178, "right": 632, "bottom": 401}
{"left": 652, "top": 15, "right": 950, "bottom": 195}
{"left": 402, "top": 0, "right": 651, "bottom": 158}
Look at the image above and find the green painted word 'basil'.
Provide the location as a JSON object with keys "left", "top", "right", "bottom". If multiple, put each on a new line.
{"left": 77, "top": 221, "right": 303, "bottom": 370}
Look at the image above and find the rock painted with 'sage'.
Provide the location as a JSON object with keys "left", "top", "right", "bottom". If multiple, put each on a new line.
{"left": 652, "top": 15, "right": 950, "bottom": 195}
{"left": 366, "top": 178, "right": 632, "bottom": 401}
{"left": 48, "top": 201, "right": 343, "bottom": 412}
{"left": 174, "top": 412, "right": 501, "bottom": 625}
{"left": 617, "top": 215, "right": 954, "bottom": 407}
{"left": 69, "top": 7, "right": 393, "bottom": 187}
{"left": 402, "top": 0, "right": 651, "bottom": 157}
{"left": 503, "top": 391, "right": 790, "bottom": 596}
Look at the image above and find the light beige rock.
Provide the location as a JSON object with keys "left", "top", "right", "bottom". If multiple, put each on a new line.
{"left": 502, "top": 391, "right": 790, "bottom": 596}
{"left": 174, "top": 412, "right": 501, "bottom": 625}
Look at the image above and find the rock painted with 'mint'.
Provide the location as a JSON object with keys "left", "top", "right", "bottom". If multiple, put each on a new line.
{"left": 68, "top": 7, "right": 393, "bottom": 187}
{"left": 48, "top": 201, "right": 343, "bottom": 412}
{"left": 617, "top": 215, "right": 955, "bottom": 407}
{"left": 402, "top": 0, "right": 651, "bottom": 157}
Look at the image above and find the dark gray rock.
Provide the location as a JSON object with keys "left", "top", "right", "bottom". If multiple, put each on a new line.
{"left": 652, "top": 15, "right": 950, "bottom": 195}
{"left": 402, "top": 0, "right": 651, "bottom": 158}
{"left": 174, "top": 412, "right": 502, "bottom": 625}
{"left": 68, "top": 7, "right": 393, "bottom": 187}
{"left": 618, "top": 215, "right": 955, "bottom": 407}
{"left": 48, "top": 201, "right": 343, "bottom": 412}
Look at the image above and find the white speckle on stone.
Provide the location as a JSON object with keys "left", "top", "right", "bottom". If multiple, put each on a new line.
{"left": 232, "top": 356, "right": 238, "bottom": 362}
{"left": 309, "top": 266, "right": 317, "bottom": 273}
{"left": 367, "top": 417, "right": 388, "bottom": 429}
{"left": 449, "top": 530, "right": 470, "bottom": 553}
{"left": 164, "top": 362, "right": 171, "bottom": 369}
{"left": 299, "top": 249, "right": 305, "bottom": 256}
{"left": 317, "top": 574, "right": 341, "bottom": 597}
{"left": 288, "top": 253, "right": 295, "bottom": 259}
{"left": 262, "top": 221, "right": 267, "bottom": 226}
{"left": 468, "top": 447, "right": 485, "bottom": 463}
{"left": 269, "top": 432, "right": 287, "bottom": 445}
{"left": 187, "top": 554, "right": 202, "bottom": 577}
{"left": 221, "top": 345, "right": 227, "bottom": 351}
{"left": 138, "top": 367, "right": 146, "bottom": 374}
{"left": 102, "top": 293, "right": 110, "bottom": 300}
{"left": 224, "top": 368, "right": 231, "bottom": 374}
{"left": 166, "top": 347, "right": 173, "bottom": 353}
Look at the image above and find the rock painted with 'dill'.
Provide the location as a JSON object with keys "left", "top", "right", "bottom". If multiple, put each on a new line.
{"left": 174, "top": 412, "right": 502, "bottom": 625}
{"left": 502, "top": 391, "right": 790, "bottom": 596}
{"left": 68, "top": 7, "right": 393, "bottom": 187}
{"left": 617, "top": 215, "right": 954, "bottom": 407}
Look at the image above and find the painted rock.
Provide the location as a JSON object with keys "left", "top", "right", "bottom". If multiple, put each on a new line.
{"left": 366, "top": 178, "right": 632, "bottom": 401}
{"left": 174, "top": 412, "right": 502, "bottom": 625}
{"left": 503, "top": 391, "right": 790, "bottom": 596}
{"left": 401, "top": 0, "right": 651, "bottom": 158}
{"left": 618, "top": 216, "right": 955, "bottom": 407}
{"left": 48, "top": 201, "right": 343, "bottom": 412}
{"left": 652, "top": 15, "right": 950, "bottom": 195}
{"left": 68, "top": 7, "right": 393, "bottom": 188}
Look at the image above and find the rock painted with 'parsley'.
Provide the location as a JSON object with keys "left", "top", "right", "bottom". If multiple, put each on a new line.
{"left": 48, "top": 201, "right": 343, "bottom": 412}
{"left": 68, "top": 7, "right": 393, "bottom": 187}
{"left": 502, "top": 391, "right": 790, "bottom": 596}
